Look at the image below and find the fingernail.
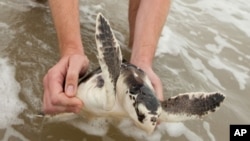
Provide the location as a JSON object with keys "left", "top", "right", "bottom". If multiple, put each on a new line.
{"left": 66, "top": 85, "right": 74, "bottom": 97}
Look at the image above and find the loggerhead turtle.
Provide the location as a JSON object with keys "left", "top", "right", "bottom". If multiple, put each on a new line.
{"left": 73, "top": 13, "right": 225, "bottom": 134}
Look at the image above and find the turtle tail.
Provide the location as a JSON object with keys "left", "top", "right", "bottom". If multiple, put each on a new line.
{"left": 159, "top": 92, "right": 225, "bottom": 122}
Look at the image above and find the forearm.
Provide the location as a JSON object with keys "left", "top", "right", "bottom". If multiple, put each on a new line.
{"left": 130, "top": 0, "right": 170, "bottom": 67}
{"left": 49, "top": 0, "right": 84, "bottom": 56}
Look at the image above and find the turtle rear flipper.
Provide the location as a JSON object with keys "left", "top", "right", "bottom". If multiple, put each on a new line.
{"left": 159, "top": 92, "right": 225, "bottom": 122}
{"left": 95, "top": 13, "right": 122, "bottom": 110}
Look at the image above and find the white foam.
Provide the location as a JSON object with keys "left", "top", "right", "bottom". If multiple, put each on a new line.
{"left": 2, "top": 127, "right": 29, "bottom": 141}
{"left": 181, "top": 49, "right": 225, "bottom": 90}
{"left": 156, "top": 0, "right": 250, "bottom": 93}
{"left": 193, "top": 0, "right": 250, "bottom": 37}
{"left": 158, "top": 122, "right": 203, "bottom": 141}
{"left": 79, "top": 3, "right": 127, "bottom": 48}
{"left": 208, "top": 56, "right": 249, "bottom": 90}
{"left": 163, "top": 65, "right": 185, "bottom": 75}
{"left": 0, "top": 22, "right": 9, "bottom": 28}
{"left": 45, "top": 113, "right": 111, "bottom": 137}
{"left": 69, "top": 117, "right": 110, "bottom": 136}
{"left": 168, "top": 0, "right": 250, "bottom": 37}
{"left": 0, "top": 22, "right": 15, "bottom": 51}
{"left": 203, "top": 121, "right": 216, "bottom": 141}
{"left": 117, "top": 119, "right": 162, "bottom": 141}
{"left": 156, "top": 26, "right": 183, "bottom": 56}
{"left": 117, "top": 120, "right": 206, "bottom": 141}
{"left": 0, "top": 0, "right": 47, "bottom": 12}
{"left": 208, "top": 34, "right": 247, "bottom": 57}
{"left": 79, "top": 4, "right": 104, "bottom": 24}
{"left": 0, "top": 58, "right": 26, "bottom": 128}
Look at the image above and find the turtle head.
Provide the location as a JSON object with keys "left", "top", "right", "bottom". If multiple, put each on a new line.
{"left": 131, "top": 85, "right": 162, "bottom": 134}
{"left": 117, "top": 64, "right": 162, "bottom": 134}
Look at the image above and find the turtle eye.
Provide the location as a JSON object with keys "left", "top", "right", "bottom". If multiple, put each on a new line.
{"left": 129, "top": 86, "right": 140, "bottom": 94}
{"left": 129, "top": 84, "right": 142, "bottom": 94}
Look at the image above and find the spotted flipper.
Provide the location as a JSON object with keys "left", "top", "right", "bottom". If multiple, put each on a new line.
{"left": 95, "top": 13, "right": 122, "bottom": 110}
{"left": 159, "top": 92, "right": 225, "bottom": 122}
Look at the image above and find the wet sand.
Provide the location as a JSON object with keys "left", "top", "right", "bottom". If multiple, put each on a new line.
{"left": 0, "top": 0, "right": 249, "bottom": 141}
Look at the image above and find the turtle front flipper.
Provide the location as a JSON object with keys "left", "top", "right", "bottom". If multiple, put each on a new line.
{"left": 95, "top": 13, "right": 122, "bottom": 110}
{"left": 159, "top": 92, "right": 225, "bottom": 122}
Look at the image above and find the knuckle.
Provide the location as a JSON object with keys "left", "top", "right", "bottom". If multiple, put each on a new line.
{"left": 43, "top": 74, "right": 48, "bottom": 84}
{"left": 84, "top": 57, "right": 89, "bottom": 64}
{"left": 51, "top": 96, "right": 60, "bottom": 105}
{"left": 47, "top": 68, "right": 55, "bottom": 74}
{"left": 43, "top": 108, "right": 51, "bottom": 115}
{"left": 47, "top": 69, "right": 57, "bottom": 80}
{"left": 42, "top": 104, "right": 54, "bottom": 114}
{"left": 66, "top": 72, "right": 78, "bottom": 83}
{"left": 65, "top": 107, "right": 76, "bottom": 113}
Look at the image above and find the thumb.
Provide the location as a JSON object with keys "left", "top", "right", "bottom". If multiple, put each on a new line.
{"left": 153, "top": 79, "right": 164, "bottom": 101}
{"left": 146, "top": 68, "right": 164, "bottom": 101}
{"left": 64, "top": 57, "right": 80, "bottom": 97}
{"left": 64, "top": 55, "right": 89, "bottom": 97}
{"left": 65, "top": 71, "right": 78, "bottom": 97}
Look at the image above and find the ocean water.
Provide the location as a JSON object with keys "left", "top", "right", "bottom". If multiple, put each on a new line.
{"left": 0, "top": 0, "right": 249, "bottom": 141}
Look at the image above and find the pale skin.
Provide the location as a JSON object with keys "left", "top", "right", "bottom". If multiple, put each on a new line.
{"left": 43, "top": 0, "right": 170, "bottom": 114}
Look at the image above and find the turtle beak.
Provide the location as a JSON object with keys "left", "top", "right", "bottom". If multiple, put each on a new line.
{"left": 134, "top": 103, "right": 162, "bottom": 134}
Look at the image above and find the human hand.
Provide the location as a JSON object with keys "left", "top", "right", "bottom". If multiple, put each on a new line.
{"left": 141, "top": 66, "right": 164, "bottom": 101}
{"left": 42, "top": 54, "right": 89, "bottom": 114}
{"left": 131, "top": 62, "right": 164, "bottom": 101}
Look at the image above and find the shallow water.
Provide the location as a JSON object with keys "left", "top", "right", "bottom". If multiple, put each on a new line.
{"left": 0, "top": 0, "right": 249, "bottom": 141}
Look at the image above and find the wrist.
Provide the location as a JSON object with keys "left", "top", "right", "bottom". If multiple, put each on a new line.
{"left": 130, "top": 58, "right": 152, "bottom": 69}
{"left": 130, "top": 44, "right": 156, "bottom": 69}
{"left": 60, "top": 43, "right": 84, "bottom": 57}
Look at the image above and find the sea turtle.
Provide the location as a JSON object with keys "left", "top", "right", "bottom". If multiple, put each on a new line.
{"left": 44, "top": 13, "right": 225, "bottom": 136}
{"left": 73, "top": 13, "right": 225, "bottom": 134}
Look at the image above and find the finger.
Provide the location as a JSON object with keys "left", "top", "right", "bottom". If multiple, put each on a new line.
{"left": 42, "top": 57, "right": 84, "bottom": 115}
{"left": 44, "top": 103, "right": 82, "bottom": 114}
{"left": 42, "top": 75, "right": 50, "bottom": 113}
{"left": 147, "top": 69, "right": 164, "bottom": 101}
{"left": 50, "top": 92, "right": 83, "bottom": 108}
{"left": 46, "top": 70, "right": 83, "bottom": 108}
{"left": 153, "top": 77, "right": 164, "bottom": 101}
{"left": 48, "top": 97, "right": 82, "bottom": 114}
{"left": 43, "top": 103, "right": 81, "bottom": 114}
{"left": 65, "top": 55, "right": 88, "bottom": 97}
{"left": 43, "top": 74, "right": 60, "bottom": 114}
{"left": 44, "top": 71, "right": 82, "bottom": 113}
{"left": 43, "top": 77, "right": 83, "bottom": 114}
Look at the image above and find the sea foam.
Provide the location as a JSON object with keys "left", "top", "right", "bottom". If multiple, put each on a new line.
{"left": 0, "top": 57, "right": 26, "bottom": 128}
